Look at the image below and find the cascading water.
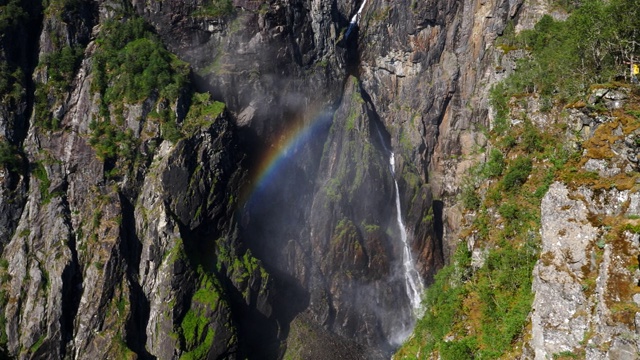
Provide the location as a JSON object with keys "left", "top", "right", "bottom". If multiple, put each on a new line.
{"left": 389, "top": 152, "right": 425, "bottom": 314}
{"left": 374, "top": 126, "right": 425, "bottom": 316}
{"left": 344, "top": 0, "right": 368, "bottom": 39}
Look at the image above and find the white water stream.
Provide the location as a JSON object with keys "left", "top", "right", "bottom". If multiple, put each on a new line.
{"left": 389, "top": 153, "right": 424, "bottom": 314}
{"left": 345, "top": 0, "right": 368, "bottom": 39}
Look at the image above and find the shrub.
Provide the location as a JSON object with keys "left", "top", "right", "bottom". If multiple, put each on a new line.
{"left": 0, "top": 63, "right": 24, "bottom": 104}
{"left": 483, "top": 149, "right": 505, "bottom": 178}
{"left": 522, "top": 119, "right": 543, "bottom": 153}
{"left": 440, "top": 337, "right": 477, "bottom": 360}
{"left": 0, "top": 141, "right": 20, "bottom": 171}
{"left": 42, "top": 45, "right": 83, "bottom": 92}
{"left": 92, "top": 17, "right": 189, "bottom": 105}
{"left": 489, "top": 84, "right": 509, "bottom": 135}
{"left": 502, "top": 157, "right": 532, "bottom": 191}
{"left": 498, "top": 0, "right": 640, "bottom": 107}
{"left": 461, "top": 184, "right": 481, "bottom": 210}
{"left": 0, "top": 0, "right": 26, "bottom": 32}
{"left": 498, "top": 202, "right": 519, "bottom": 220}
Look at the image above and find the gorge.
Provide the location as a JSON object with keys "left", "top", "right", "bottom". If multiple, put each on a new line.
{"left": 2, "top": 0, "right": 640, "bottom": 359}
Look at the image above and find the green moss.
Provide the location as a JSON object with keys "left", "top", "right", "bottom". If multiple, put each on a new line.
{"left": 345, "top": 107, "right": 358, "bottom": 131}
{"left": 185, "top": 93, "right": 225, "bottom": 126}
{"left": 192, "top": 275, "right": 220, "bottom": 310}
{"left": 325, "top": 178, "right": 342, "bottom": 202}
{"left": 112, "top": 332, "right": 137, "bottom": 360}
{"left": 32, "top": 162, "right": 59, "bottom": 204}
{"left": 361, "top": 221, "right": 380, "bottom": 233}
{"left": 179, "top": 267, "right": 225, "bottom": 359}
{"left": 29, "top": 334, "right": 45, "bottom": 353}
{"left": 192, "top": 0, "right": 234, "bottom": 18}
{"left": 180, "top": 309, "right": 210, "bottom": 349}
{"left": 333, "top": 219, "right": 357, "bottom": 243}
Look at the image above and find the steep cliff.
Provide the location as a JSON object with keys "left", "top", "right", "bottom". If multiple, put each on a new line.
{"left": 0, "top": 0, "right": 524, "bottom": 356}
{"left": 5, "top": 0, "right": 638, "bottom": 358}
{"left": 0, "top": 1, "right": 274, "bottom": 358}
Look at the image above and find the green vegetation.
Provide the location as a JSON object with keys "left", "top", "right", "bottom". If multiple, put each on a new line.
{"left": 181, "top": 92, "right": 226, "bottom": 137}
{"left": 461, "top": 183, "right": 481, "bottom": 210}
{"left": 489, "top": 83, "right": 510, "bottom": 135}
{"left": 0, "top": 141, "right": 21, "bottom": 171}
{"left": 35, "top": 0, "right": 85, "bottom": 131}
{"left": 44, "top": 0, "right": 83, "bottom": 16}
{"left": 179, "top": 268, "right": 221, "bottom": 360}
{"left": 42, "top": 45, "right": 83, "bottom": 94}
{"left": 0, "top": 62, "right": 24, "bottom": 105}
{"left": 398, "top": 236, "right": 537, "bottom": 359}
{"left": 192, "top": 0, "right": 234, "bottom": 18}
{"left": 496, "top": 0, "right": 640, "bottom": 106}
{"left": 361, "top": 221, "right": 381, "bottom": 233}
{"left": 92, "top": 17, "right": 189, "bottom": 105}
{"left": 85, "top": 14, "right": 228, "bottom": 177}
{"left": 29, "top": 335, "right": 45, "bottom": 353}
{"left": 0, "top": 0, "right": 29, "bottom": 115}
{"left": 332, "top": 219, "right": 358, "bottom": 242}
{"left": 0, "top": 0, "right": 26, "bottom": 33}
{"left": 88, "top": 120, "right": 138, "bottom": 165}
{"left": 482, "top": 148, "right": 505, "bottom": 178}
{"left": 91, "top": 15, "right": 189, "bottom": 152}
{"left": 31, "top": 162, "right": 60, "bottom": 204}
{"left": 35, "top": 44, "right": 84, "bottom": 131}
{"left": 501, "top": 156, "right": 532, "bottom": 191}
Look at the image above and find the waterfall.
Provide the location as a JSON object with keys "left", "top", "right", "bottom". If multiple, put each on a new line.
{"left": 374, "top": 126, "right": 424, "bottom": 314}
{"left": 344, "top": 0, "right": 368, "bottom": 39}
{"left": 389, "top": 153, "right": 425, "bottom": 314}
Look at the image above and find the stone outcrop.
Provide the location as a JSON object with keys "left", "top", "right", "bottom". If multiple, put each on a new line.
{"left": 530, "top": 181, "right": 640, "bottom": 359}
{"left": 528, "top": 104, "right": 640, "bottom": 358}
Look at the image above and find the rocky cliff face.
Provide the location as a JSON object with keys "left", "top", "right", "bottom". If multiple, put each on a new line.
{"left": 524, "top": 89, "right": 640, "bottom": 359}
{"left": 0, "top": 0, "right": 550, "bottom": 358}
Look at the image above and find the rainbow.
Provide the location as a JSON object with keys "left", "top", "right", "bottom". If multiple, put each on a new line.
{"left": 240, "top": 107, "right": 334, "bottom": 205}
